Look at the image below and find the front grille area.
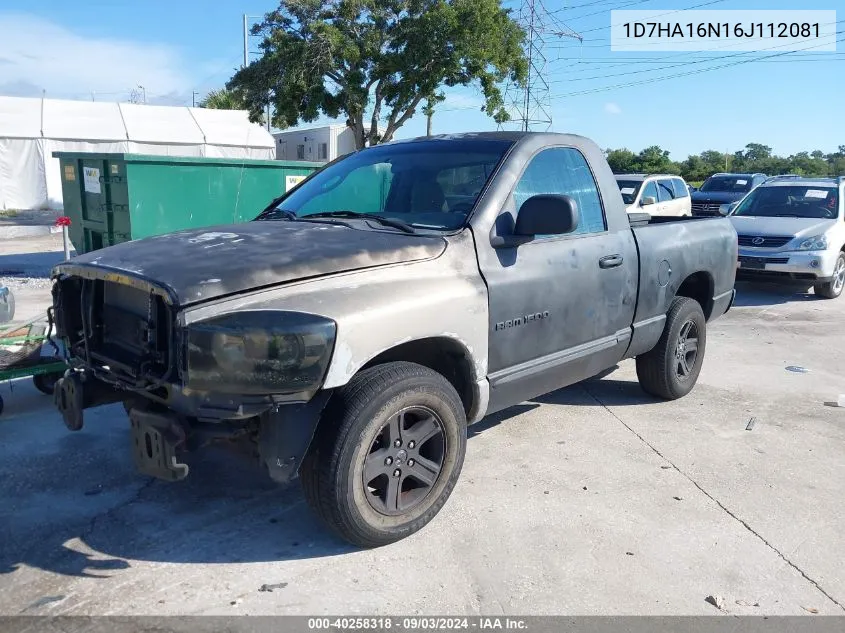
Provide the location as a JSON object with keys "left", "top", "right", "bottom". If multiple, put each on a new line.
{"left": 737, "top": 235, "right": 793, "bottom": 248}
{"left": 54, "top": 275, "right": 174, "bottom": 383}
{"left": 691, "top": 201, "right": 723, "bottom": 215}
{"left": 738, "top": 255, "right": 790, "bottom": 266}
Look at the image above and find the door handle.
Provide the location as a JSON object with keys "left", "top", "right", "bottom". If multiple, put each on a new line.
{"left": 599, "top": 254, "right": 624, "bottom": 269}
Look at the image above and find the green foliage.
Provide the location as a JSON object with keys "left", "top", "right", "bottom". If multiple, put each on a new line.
{"left": 606, "top": 143, "right": 845, "bottom": 181}
{"left": 198, "top": 88, "right": 266, "bottom": 125}
{"left": 227, "top": 0, "right": 527, "bottom": 149}
{"left": 198, "top": 88, "right": 244, "bottom": 111}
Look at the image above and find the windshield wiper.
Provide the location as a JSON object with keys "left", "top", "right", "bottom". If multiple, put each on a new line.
{"left": 301, "top": 211, "right": 416, "bottom": 234}
{"left": 256, "top": 207, "right": 297, "bottom": 221}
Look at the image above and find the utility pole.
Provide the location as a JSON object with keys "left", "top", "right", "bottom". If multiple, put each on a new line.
{"left": 243, "top": 14, "right": 249, "bottom": 68}
{"left": 501, "top": 0, "right": 581, "bottom": 132}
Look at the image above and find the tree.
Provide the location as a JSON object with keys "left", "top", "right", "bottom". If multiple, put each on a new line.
{"left": 227, "top": 0, "right": 527, "bottom": 149}
{"left": 742, "top": 143, "right": 772, "bottom": 163}
{"left": 198, "top": 88, "right": 246, "bottom": 111}
{"left": 605, "top": 148, "right": 637, "bottom": 173}
{"left": 199, "top": 87, "right": 265, "bottom": 125}
{"left": 636, "top": 145, "right": 679, "bottom": 174}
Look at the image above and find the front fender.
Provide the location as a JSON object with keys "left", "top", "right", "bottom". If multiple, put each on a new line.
{"left": 182, "top": 231, "right": 489, "bottom": 394}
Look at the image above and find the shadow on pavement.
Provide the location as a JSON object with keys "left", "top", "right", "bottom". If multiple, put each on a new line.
{"left": 0, "top": 415, "right": 354, "bottom": 578}
{"left": 732, "top": 281, "right": 818, "bottom": 307}
{"left": 468, "top": 365, "right": 657, "bottom": 439}
{"left": 0, "top": 366, "right": 657, "bottom": 579}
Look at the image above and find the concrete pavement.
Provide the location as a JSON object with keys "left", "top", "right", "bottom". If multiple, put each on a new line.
{"left": 0, "top": 281, "right": 843, "bottom": 615}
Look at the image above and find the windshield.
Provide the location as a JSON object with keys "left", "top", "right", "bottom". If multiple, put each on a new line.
{"left": 732, "top": 185, "right": 839, "bottom": 219}
{"left": 700, "top": 176, "right": 754, "bottom": 193}
{"left": 257, "top": 138, "right": 512, "bottom": 231}
{"left": 616, "top": 180, "right": 642, "bottom": 205}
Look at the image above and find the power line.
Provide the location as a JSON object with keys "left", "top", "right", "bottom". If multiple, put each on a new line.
{"left": 547, "top": 18, "right": 845, "bottom": 82}
{"left": 543, "top": 14, "right": 844, "bottom": 85}
{"left": 556, "top": 0, "right": 655, "bottom": 23}
{"left": 575, "top": 0, "right": 729, "bottom": 35}
{"left": 547, "top": 26, "right": 845, "bottom": 84}
{"left": 549, "top": 31, "right": 845, "bottom": 98}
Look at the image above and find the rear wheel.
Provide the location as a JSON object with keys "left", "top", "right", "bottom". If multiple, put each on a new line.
{"left": 636, "top": 297, "right": 707, "bottom": 400}
{"left": 300, "top": 362, "right": 467, "bottom": 548}
{"left": 814, "top": 252, "right": 845, "bottom": 299}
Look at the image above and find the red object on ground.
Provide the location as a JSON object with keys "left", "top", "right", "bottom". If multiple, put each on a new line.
{"left": 55, "top": 216, "right": 71, "bottom": 227}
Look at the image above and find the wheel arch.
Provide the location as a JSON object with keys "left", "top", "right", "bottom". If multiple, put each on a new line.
{"left": 676, "top": 271, "right": 715, "bottom": 320}
{"left": 359, "top": 336, "right": 482, "bottom": 423}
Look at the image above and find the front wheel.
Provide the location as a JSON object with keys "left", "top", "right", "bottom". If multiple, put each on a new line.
{"left": 300, "top": 361, "right": 467, "bottom": 548}
{"left": 636, "top": 296, "right": 707, "bottom": 400}
{"left": 814, "top": 252, "right": 845, "bottom": 299}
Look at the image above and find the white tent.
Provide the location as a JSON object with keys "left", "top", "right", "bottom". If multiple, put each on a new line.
{"left": 0, "top": 96, "right": 275, "bottom": 210}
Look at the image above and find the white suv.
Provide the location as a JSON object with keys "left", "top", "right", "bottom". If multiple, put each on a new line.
{"left": 615, "top": 174, "right": 692, "bottom": 216}
{"left": 730, "top": 176, "right": 845, "bottom": 298}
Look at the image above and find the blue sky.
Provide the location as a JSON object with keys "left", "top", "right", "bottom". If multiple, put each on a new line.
{"left": 0, "top": 0, "right": 841, "bottom": 158}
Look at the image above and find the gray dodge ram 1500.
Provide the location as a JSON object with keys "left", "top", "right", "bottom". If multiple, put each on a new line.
{"left": 51, "top": 132, "right": 737, "bottom": 547}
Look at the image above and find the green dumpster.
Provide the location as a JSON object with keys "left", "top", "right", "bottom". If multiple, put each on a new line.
{"left": 54, "top": 153, "right": 323, "bottom": 254}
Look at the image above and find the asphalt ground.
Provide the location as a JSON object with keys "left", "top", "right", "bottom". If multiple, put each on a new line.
{"left": 0, "top": 259, "right": 843, "bottom": 616}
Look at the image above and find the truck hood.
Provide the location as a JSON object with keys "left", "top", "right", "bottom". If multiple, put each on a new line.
{"left": 55, "top": 221, "right": 446, "bottom": 306}
{"left": 729, "top": 216, "right": 835, "bottom": 239}
{"left": 691, "top": 190, "right": 747, "bottom": 203}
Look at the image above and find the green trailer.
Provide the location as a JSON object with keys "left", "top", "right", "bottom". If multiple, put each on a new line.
{"left": 54, "top": 152, "right": 323, "bottom": 254}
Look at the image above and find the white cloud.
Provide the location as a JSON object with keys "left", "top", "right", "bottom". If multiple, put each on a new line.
{"left": 0, "top": 12, "right": 191, "bottom": 101}
{"left": 604, "top": 102, "right": 622, "bottom": 115}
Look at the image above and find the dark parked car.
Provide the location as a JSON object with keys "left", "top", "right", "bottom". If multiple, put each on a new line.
{"left": 691, "top": 173, "right": 767, "bottom": 216}
{"left": 50, "top": 132, "right": 738, "bottom": 547}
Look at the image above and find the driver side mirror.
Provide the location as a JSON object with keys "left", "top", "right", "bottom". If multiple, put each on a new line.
{"left": 492, "top": 195, "right": 580, "bottom": 248}
{"left": 641, "top": 196, "right": 657, "bottom": 207}
{"left": 719, "top": 202, "right": 737, "bottom": 216}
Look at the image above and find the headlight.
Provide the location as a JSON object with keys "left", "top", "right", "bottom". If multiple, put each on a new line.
{"left": 797, "top": 235, "right": 828, "bottom": 250}
{"left": 185, "top": 311, "right": 336, "bottom": 395}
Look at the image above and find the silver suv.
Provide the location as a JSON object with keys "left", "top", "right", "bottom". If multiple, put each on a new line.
{"left": 729, "top": 175, "right": 845, "bottom": 298}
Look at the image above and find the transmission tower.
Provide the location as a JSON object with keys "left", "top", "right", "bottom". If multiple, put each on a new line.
{"left": 502, "top": 0, "right": 582, "bottom": 132}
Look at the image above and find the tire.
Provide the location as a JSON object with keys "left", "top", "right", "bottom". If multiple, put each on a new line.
{"left": 33, "top": 372, "right": 63, "bottom": 396}
{"left": 636, "top": 296, "right": 707, "bottom": 400}
{"left": 300, "top": 361, "right": 467, "bottom": 548}
{"left": 814, "top": 252, "right": 845, "bottom": 299}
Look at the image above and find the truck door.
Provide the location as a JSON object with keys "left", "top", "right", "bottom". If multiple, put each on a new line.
{"left": 480, "top": 146, "right": 638, "bottom": 413}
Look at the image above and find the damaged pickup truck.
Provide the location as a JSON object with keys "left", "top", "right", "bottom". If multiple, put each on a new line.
{"left": 51, "top": 132, "right": 737, "bottom": 547}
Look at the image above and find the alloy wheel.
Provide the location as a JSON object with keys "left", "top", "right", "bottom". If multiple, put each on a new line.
{"left": 362, "top": 406, "right": 446, "bottom": 516}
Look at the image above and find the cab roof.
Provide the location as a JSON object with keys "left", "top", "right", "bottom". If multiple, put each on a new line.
{"left": 614, "top": 173, "right": 682, "bottom": 181}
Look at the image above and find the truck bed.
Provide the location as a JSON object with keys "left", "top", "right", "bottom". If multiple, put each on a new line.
{"left": 623, "top": 212, "right": 738, "bottom": 358}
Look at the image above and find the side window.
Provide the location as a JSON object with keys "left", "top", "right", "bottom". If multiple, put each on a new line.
{"left": 657, "top": 179, "right": 676, "bottom": 202}
{"left": 672, "top": 178, "right": 689, "bottom": 198}
{"left": 513, "top": 147, "right": 606, "bottom": 235}
{"left": 641, "top": 180, "right": 658, "bottom": 203}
